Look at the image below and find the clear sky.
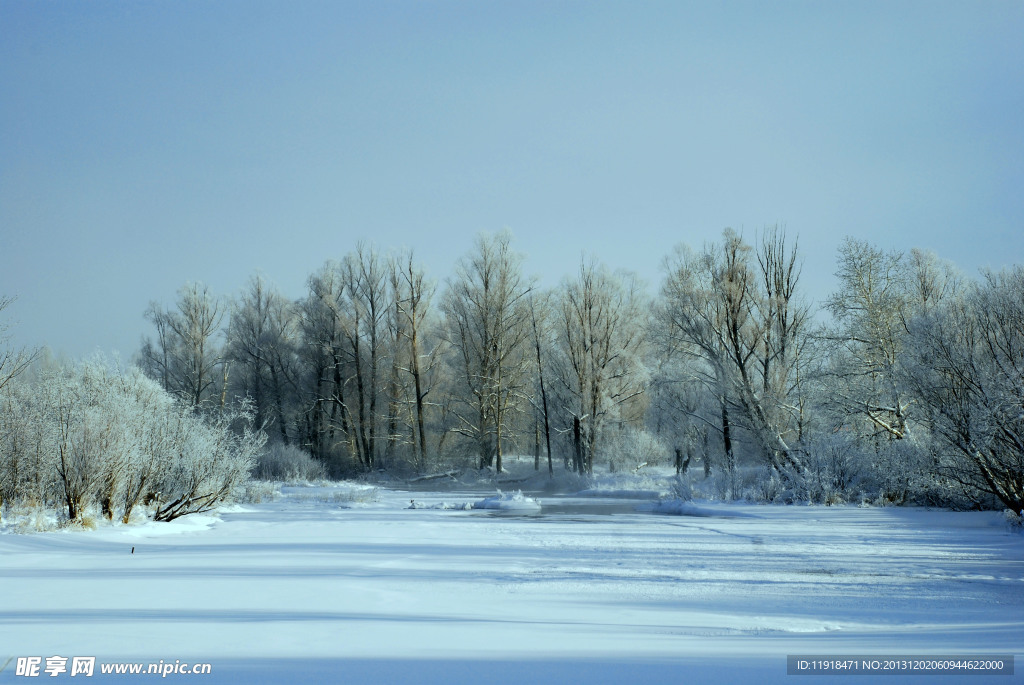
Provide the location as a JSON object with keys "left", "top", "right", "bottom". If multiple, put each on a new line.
{"left": 2, "top": 0, "right": 1022, "bottom": 360}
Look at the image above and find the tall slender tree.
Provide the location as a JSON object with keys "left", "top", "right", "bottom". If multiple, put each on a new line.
{"left": 552, "top": 258, "right": 648, "bottom": 474}
{"left": 443, "top": 232, "right": 532, "bottom": 472}
{"left": 140, "top": 283, "right": 225, "bottom": 409}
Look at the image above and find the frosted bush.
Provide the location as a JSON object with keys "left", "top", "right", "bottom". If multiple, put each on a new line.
{"left": 237, "top": 480, "right": 281, "bottom": 504}
{"left": 152, "top": 401, "right": 265, "bottom": 521}
{"left": 605, "top": 427, "right": 669, "bottom": 472}
{"left": 1, "top": 356, "right": 269, "bottom": 525}
{"left": 669, "top": 473, "right": 694, "bottom": 502}
{"left": 745, "top": 466, "right": 787, "bottom": 503}
{"left": 789, "top": 438, "right": 862, "bottom": 504}
{"left": 254, "top": 443, "right": 327, "bottom": 482}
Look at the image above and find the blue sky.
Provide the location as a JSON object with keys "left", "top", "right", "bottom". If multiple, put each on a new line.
{"left": 1, "top": 1, "right": 1022, "bottom": 359}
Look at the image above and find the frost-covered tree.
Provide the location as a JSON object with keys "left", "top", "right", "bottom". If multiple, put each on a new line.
{"left": 0, "top": 300, "right": 44, "bottom": 519}
{"left": 443, "top": 231, "right": 532, "bottom": 472}
{"left": 0, "top": 295, "right": 38, "bottom": 394}
{"left": 551, "top": 258, "right": 648, "bottom": 474}
{"left": 0, "top": 380, "right": 52, "bottom": 520}
{"left": 41, "top": 363, "right": 93, "bottom": 522}
{"left": 824, "top": 239, "right": 916, "bottom": 441}
{"left": 823, "top": 240, "right": 963, "bottom": 442}
{"left": 659, "top": 244, "right": 739, "bottom": 477}
{"left": 337, "top": 245, "right": 391, "bottom": 470}
{"left": 226, "top": 274, "right": 300, "bottom": 445}
{"left": 645, "top": 348, "right": 713, "bottom": 475}
{"left": 389, "top": 250, "right": 442, "bottom": 471}
{"left": 903, "top": 267, "right": 1024, "bottom": 511}
{"left": 114, "top": 369, "right": 177, "bottom": 523}
{"left": 660, "top": 228, "right": 809, "bottom": 475}
{"left": 140, "top": 282, "right": 226, "bottom": 409}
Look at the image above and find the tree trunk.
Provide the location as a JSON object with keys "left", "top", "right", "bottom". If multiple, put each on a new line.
{"left": 534, "top": 419, "right": 540, "bottom": 471}
{"left": 269, "top": 363, "right": 289, "bottom": 445}
{"left": 573, "top": 415, "right": 584, "bottom": 474}
{"left": 721, "top": 398, "right": 734, "bottom": 474}
{"left": 410, "top": 327, "right": 428, "bottom": 471}
{"left": 530, "top": 310, "right": 554, "bottom": 476}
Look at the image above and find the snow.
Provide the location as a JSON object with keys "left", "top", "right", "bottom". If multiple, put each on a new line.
{"left": 471, "top": 490, "right": 542, "bottom": 512}
{"left": 644, "top": 500, "right": 761, "bottom": 518}
{"left": 1, "top": 474, "right": 1022, "bottom": 684}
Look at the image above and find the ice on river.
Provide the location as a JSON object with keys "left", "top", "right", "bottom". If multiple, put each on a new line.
{"left": 1, "top": 480, "right": 1022, "bottom": 683}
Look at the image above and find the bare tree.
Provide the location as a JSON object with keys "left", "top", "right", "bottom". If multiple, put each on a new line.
{"left": 390, "top": 250, "right": 439, "bottom": 471}
{"left": 443, "top": 231, "right": 532, "bottom": 472}
{"left": 0, "top": 296, "right": 38, "bottom": 394}
{"left": 660, "top": 229, "right": 807, "bottom": 475}
{"left": 904, "top": 267, "right": 1024, "bottom": 511}
{"left": 660, "top": 244, "right": 738, "bottom": 477}
{"left": 552, "top": 258, "right": 648, "bottom": 474}
{"left": 140, "top": 283, "right": 225, "bottom": 409}
{"left": 756, "top": 227, "right": 812, "bottom": 444}
{"left": 527, "top": 291, "right": 554, "bottom": 475}
{"left": 338, "top": 245, "right": 391, "bottom": 470}
{"left": 300, "top": 262, "right": 356, "bottom": 467}
{"left": 824, "top": 239, "right": 963, "bottom": 443}
{"left": 227, "top": 274, "right": 299, "bottom": 445}
{"left": 296, "top": 250, "right": 394, "bottom": 473}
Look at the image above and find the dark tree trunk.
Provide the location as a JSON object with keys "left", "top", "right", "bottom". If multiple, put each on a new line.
{"left": 573, "top": 415, "right": 584, "bottom": 474}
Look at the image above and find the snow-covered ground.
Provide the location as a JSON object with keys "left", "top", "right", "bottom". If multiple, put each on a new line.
{"left": 1, "top": 472, "right": 1022, "bottom": 684}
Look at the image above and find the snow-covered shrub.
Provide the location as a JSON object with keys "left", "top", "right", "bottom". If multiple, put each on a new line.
{"left": 254, "top": 443, "right": 327, "bottom": 482}
{"left": 32, "top": 360, "right": 153, "bottom": 522}
{"left": 790, "top": 436, "right": 865, "bottom": 505}
{"left": 605, "top": 427, "right": 669, "bottom": 472}
{"left": 669, "top": 473, "right": 694, "bottom": 502}
{"left": 745, "top": 466, "right": 788, "bottom": 503}
{"left": 36, "top": 360, "right": 185, "bottom": 523}
{"left": 1, "top": 357, "right": 267, "bottom": 525}
{"left": 152, "top": 401, "right": 265, "bottom": 522}
{"left": 327, "top": 485, "right": 379, "bottom": 504}
{"left": 0, "top": 380, "right": 57, "bottom": 520}
{"left": 861, "top": 439, "right": 937, "bottom": 506}
{"left": 685, "top": 467, "right": 739, "bottom": 501}
{"left": 237, "top": 480, "right": 281, "bottom": 504}
{"left": 4, "top": 505, "right": 58, "bottom": 533}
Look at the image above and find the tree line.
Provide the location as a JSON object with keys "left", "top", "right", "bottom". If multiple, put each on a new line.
{"left": 134, "top": 229, "right": 1023, "bottom": 511}
{"left": 2, "top": 228, "right": 1022, "bottom": 519}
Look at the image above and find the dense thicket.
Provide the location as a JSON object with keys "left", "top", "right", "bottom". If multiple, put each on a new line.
{"left": 3, "top": 229, "right": 1021, "bottom": 517}
{"left": 0, "top": 358, "right": 264, "bottom": 523}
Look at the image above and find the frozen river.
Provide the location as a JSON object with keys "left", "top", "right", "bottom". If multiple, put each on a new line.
{"left": 1, "top": 483, "right": 1021, "bottom": 683}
